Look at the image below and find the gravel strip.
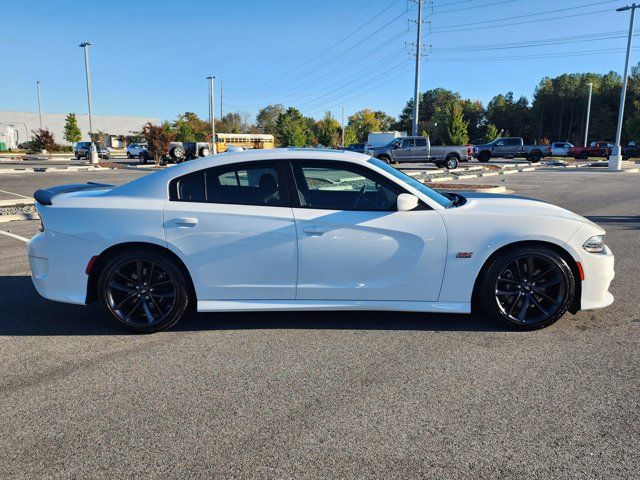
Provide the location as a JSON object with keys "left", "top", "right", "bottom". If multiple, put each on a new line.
{"left": 0, "top": 205, "right": 37, "bottom": 216}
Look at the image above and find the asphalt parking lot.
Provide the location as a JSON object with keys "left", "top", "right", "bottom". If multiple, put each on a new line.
{"left": 0, "top": 167, "right": 639, "bottom": 479}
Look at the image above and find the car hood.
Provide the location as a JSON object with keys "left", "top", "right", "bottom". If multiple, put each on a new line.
{"left": 453, "top": 192, "right": 602, "bottom": 230}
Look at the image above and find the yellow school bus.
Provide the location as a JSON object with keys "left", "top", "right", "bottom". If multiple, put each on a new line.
{"left": 215, "top": 133, "right": 275, "bottom": 153}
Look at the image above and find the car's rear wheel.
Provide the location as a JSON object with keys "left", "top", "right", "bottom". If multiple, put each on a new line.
{"left": 529, "top": 151, "right": 542, "bottom": 163}
{"left": 479, "top": 246, "right": 575, "bottom": 330}
{"left": 97, "top": 250, "right": 190, "bottom": 333}
{"left": 579, "top": 152, "right": 589, "bottom": 160}
{"left": 199, "top": 146, "right": 210, "bottom": 157}
{"left": 445, "top": 154, "right": 459, "bottom": 169}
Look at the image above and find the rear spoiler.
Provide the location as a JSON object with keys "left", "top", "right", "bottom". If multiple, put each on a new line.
{"left": 34, "top": 182, "right": 114, "bottom": 206}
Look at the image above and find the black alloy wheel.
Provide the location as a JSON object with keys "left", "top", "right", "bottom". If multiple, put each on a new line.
{"left": 480, "top": 247, "right": 574, "bottom": 330}
{"left": 98, "top": 251, "right": 190, "bottom": 333}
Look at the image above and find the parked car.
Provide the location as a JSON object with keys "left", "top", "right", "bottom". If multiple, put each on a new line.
{"left": 29, "top": 149, "right": 614, "bottom": 333}
{"left": 366, "top": 136, "right": 471, "bottom": 169}
{"left": 550, "top": 142, "right": 574, "bottom": 157}
{"left": 622, "top": 142, "right": 640, "bottom": 159}
{"left": 567, "top": 141, "right": 613, "bottom": 160}
{"left": 73, "top": 142, "right": 110, "bottom": 160}
{"left": 472, "top": 137, "right": 549, "bottom": 163}
{"left": 137, "top": 142, "right": 192, "bottom": 165}
{"left": 345, "top": 142, "right": 366, "bottom": 154}
{"left": 126, "top": 143, "right": 148, "bottom": 159}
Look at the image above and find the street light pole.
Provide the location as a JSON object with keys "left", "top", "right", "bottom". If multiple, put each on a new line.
{"left": 207, "top": 76, "right": 216, "bottom": 154}
{"left": 411, "top": 0, "right": 423, "bottom": 136}
{"left": 79, "top": 41, "right": 98, "bottom": 164}
{"left": 36, "top": 80, "right": 43, "bottom": 130}
{"left": 584, "top": 82, "right": 593, "bottom": 147}
{"left": 610, "top": 3, "right": 638, "bottom": 171}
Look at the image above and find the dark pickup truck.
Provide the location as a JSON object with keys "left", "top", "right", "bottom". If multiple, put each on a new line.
{"left": 472, "top": 137, "right": 549, "bottom": 163}
{"left": 567, "top": 141, "right": 613, "bottom": 160}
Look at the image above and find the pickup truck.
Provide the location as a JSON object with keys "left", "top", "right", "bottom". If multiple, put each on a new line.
{"left": 365, "top": 136, "right": 472, "bottom": 169}
{"left": 567, "top": 141, "right": 613, "bottom": 160}
{"left": 473, "top": 137, "right": 549, "bottom": 163}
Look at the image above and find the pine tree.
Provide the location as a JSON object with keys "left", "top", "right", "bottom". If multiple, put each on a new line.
{"left": 275, "top": 108, "right": 311, "bottom": 147}
{"left": 484, "top": 123, "right": 500, "bottom": 143}
{"left": 446, "top": 103, "right": 469, "bottom": 145}
{"left": 63, "top": 113, "right": 82, "bottom": 144}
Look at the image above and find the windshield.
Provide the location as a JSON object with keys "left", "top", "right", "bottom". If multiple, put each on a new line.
{"left": 384, "top": 138, "right": 400, "bottom": 147}
{"left": 367, "top": 158, "right": 452, "bottom": 208}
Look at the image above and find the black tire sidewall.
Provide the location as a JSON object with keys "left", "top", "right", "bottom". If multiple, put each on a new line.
{"left": 479, "top": 246, "right": 575, "bottom": 330}
{"left": 97, "top": 250, "right": 190, "bottom": 333}
{"left": 479, "top": 151, "right": 490, "bottom": 162}
{"left": 445, "top": 155, "right": 459, "bottom": 169}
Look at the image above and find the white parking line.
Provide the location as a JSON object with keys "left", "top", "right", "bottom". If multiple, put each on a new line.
{"left": 0, "top": 189, "right": 30, "bottom": 198}
{"left": 0, "top": 230, "right": 29, "bottom": 243}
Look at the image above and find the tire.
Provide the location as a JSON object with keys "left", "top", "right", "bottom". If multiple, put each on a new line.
{"left": 528, "top": 151, "right": 542, "bottom": 163}
{"left": 75, "top": 153, "right": 80, "bottom": 160}
{"left": 127, "top": 152, "right": 132, "bottom": 159}
{"left": 170, "top": 146, "right": 186, "bottom": 162}
{"left": 578, "top": 152, "right": 589, "bottom": 160}
{"left": 377, "top": 155, "right": 393, "bottom": 164}
{"left": 138, "top": 153, "right": 147, "bottom": 164}
{"left": 434, "top": 162, "right": 445, "bottom": 169}
{"left": 97, "top": 249, "right": 190, "bottom": 333}
{"left": 479, "top": 246, "right": 575, "bottom": 330}
{"left": 199, "top": 146, "right": 210, "bottom": 157}
{"left": 445, "top": 154, "right": 459, "bottom": 170}
{"left": 478, "top": 151, "right": 491, "bottom": 163}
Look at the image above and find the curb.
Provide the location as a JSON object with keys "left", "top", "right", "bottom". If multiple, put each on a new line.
{"left": 0, "top": 213, "right": 38, "bottom": 223}
{"left": 0, "top": 198, "right": 34, "bottom": 207}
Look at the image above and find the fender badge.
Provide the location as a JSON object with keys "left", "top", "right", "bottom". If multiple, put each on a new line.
{"left": 456, "top": 252, "right": 473, "bottom": 259}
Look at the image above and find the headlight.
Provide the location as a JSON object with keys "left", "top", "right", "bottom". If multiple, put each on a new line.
{"left": 583, "top": 235, "right": 605, "bottom": 253}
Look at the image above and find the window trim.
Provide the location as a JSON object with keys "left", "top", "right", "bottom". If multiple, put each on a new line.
{"left": 168, "top": 160, "right": 292, "bottom": 207}
{"left": 286, "top": 159, "right": 427, "bottom": 212}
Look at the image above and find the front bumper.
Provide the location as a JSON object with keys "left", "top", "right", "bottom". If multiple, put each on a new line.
{"left": 579, "top": 244, "right": 615, "bottom": 310}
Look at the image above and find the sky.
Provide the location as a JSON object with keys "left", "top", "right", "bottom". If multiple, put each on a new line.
{"left": 2, "top": 0, "right": 638, "bottom": 123}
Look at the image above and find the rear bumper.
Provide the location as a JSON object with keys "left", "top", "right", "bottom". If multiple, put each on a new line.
{"left": 579, "top": 245, "right": 615, "bottom": 310}
{"left": 28, "top": 231, "right": 97, "bottom": 305}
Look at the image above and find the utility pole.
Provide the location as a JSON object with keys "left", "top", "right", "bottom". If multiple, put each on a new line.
{"left": 220, "top": 79, "right": 223, "bottom": 118}
{"left": 411, "top": 0, "right": 423, "bottom": 136}
{"left": 584, "top": 82, "right": 593, "bottom": 147}
{"left": 207, "top": 76, "right": 216, "bottom": 154}
{"left": 341, "top": 105, "right": 345, "bottom": 147}
{"left": 79, "top": 41, "right": 98, "bottom": 164}
{"left": 610, "top": 3, "right": 638, "bottom": 171}
{"left": 36, "top": 81, "right": 43, "bottom": 130}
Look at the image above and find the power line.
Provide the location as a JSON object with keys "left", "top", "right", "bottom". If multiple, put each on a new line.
{"left": 432, "top": 0, "right": 519, "bottom": 15}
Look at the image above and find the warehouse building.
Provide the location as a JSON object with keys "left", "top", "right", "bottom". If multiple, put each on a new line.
{"left": 0, "top": 111, "right": 159, "bottom": 148}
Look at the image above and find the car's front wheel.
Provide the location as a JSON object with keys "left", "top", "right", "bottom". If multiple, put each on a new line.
{"left": 97, "top": 250, "right": 190, "bottom": 333}
{"left": 138, "top": 153, "right": 147, "bottom": 164}
{"left": 127, "top": 152, "right": 132, "bottom": 159}
{"left": 479, "top": 246, "right": 575, "bottom": 330}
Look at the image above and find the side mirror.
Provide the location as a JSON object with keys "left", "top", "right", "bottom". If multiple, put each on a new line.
{"left": 397, "top": 193, "right": 419, "bottom": 211}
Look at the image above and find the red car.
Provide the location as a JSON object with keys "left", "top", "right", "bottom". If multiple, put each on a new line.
{"left": 567, "top": 141, "right": 613, "bottom": 160}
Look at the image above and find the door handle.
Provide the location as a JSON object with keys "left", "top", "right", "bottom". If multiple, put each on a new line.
{"left": 174, "top": 217, "right": 198, "bottom": 227}
{"left": 303, "top": 225, "right": 327, "bottom": 236}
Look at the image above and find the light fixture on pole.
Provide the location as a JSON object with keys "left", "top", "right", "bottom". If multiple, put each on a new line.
{"left": 584, "top": 82, "right": 593, "bottom": 147}
{"left": 36, "top": 81, "right": 43, "bottom": 130}
{"left": 79, "top": 41, "right": 98, "bottom": 164}
{"left": 610, "top": 3, "right": 638, "bottom": 171}
{"left": 207, "top": 76, "right": 216, "bottom": 154}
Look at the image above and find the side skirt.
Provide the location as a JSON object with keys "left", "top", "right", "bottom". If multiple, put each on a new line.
{"left": 197, "top": 300, "right": 471, "bottom": 314}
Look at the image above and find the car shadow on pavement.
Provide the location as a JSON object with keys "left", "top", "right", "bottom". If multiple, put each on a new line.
{"left": 0, "top": 276, "right": 505, "bottom": 336}
{"left": 586, "top": 215, "right": 640, "bottom": 230}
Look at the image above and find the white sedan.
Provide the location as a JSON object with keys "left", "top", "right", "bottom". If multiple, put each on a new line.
{"left": 28, "top": 149, "right": 614, "bottom": 333}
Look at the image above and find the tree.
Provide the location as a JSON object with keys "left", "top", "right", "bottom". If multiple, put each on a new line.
{"left": 486, "top": 92, "right": 530, "bottom": 140}
{"left": 446, "top": 103, "right": 469, "bottom": 145}
{"left": 32, "top": 128, "right": 57, "bottom": 152}
{"left": 89, "top": 131, "right": 107, "bottom": 147}
{"left": 63, "top": 113, "right": 82, "bottom": 145}
{"left": 484, "top": 123, "right": 500, "bottom": 143}
{"left": 256, "top": 104, "right": 285, "bottom": 137}
{"left": 343, "top": 125, "right": 358, "bottom": 147}
{"left": 275, "top": 107, "right": 312, "bottom": 147}
{"left": 172, "top": 112, "right": 209, "bottom": 142}
{"left": 348, "top": 109, "right": 380, "bottom": 142}
{"left": 316, "top": 111, "right": 341, "bottom": 147}
{"left": 374, "top": 111, "right": 396, "bottom": 132}
{"left": 142, "top": 122, "right": 175, "bottom": 165}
